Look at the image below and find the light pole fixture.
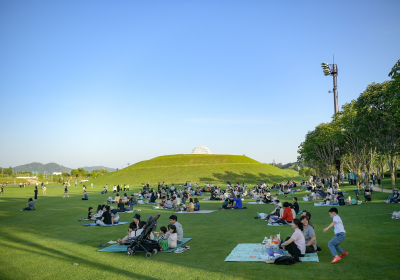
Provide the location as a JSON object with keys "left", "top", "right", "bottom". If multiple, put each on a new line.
{"left": 321, "top": 59, "right": 339, "bottom": 114}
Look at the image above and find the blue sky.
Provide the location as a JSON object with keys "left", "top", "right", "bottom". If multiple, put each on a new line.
{"left": 1, "top": 0, "right": 399, "bottom": 169}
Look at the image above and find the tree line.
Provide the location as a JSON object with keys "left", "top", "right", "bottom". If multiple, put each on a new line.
{"left": 298, "top": 59, "right": 400, "bottom": 192}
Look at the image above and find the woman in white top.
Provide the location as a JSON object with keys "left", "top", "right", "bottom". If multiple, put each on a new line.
{"left": 281, "top": 219, "right": 306, "bottom": 257}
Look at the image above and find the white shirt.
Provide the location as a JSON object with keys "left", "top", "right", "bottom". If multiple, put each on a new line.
{"left": 168, "top": 233, "right": 177, "bottom": 248}
{"left": 333, "top": 215, "right": 345, "bottom": 234}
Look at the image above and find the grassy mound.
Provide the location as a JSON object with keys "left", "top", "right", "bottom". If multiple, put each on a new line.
{"left": 88, "top": 154, "right": 301, "bottom": 185}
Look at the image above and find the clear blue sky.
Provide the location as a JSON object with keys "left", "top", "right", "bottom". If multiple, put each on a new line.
{"left": 1, "top": 0, "right": 399, "bottom": 169}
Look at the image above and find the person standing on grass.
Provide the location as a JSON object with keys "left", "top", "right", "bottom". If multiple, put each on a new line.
{"left": 34, "top": 186, "right": 38, "bottom": 201}
{"left": 323, "top": 207, "right": 348, "bottom": 264}
{"left": 42, "top": 185, "right": 46, "bottom": 195}
{"left": 63, "top": 186, "right": 69, "bottom": 198}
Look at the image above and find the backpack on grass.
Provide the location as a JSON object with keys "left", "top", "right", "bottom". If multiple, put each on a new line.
{"left": 274, "top": 255, "right": 301, "bottom": 265}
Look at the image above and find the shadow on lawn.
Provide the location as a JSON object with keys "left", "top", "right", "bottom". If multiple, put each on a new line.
{"left": 1, "top": 232, "right": 157, "bottom": 280}
{"left": 200, "top": 171, "right": 301, "bottom": 184}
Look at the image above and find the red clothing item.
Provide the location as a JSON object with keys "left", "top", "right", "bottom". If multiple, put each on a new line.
{"left": 280, "top": 207, "right": 293, "bottom": 222}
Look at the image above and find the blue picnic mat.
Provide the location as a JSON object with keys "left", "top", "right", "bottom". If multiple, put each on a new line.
{"left": 98, "top": 238, "right": 192, "bottom": 252}
{"left": 224, "top": 243, "right": 319, "bottom": 262}
{"left": 83, "top": 222, "right": 129, "bottom": 227}
{"left": 314, "top": 202, "right": 339, "bottom": 207}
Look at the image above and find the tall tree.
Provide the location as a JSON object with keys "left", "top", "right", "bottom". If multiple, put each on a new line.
{"left": 355, "top": 81, "right": 400, "bottom": 192}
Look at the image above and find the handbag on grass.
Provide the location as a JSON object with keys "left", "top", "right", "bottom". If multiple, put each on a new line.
{"left": 159, "top": 240, "right": 169, "bottom": 251}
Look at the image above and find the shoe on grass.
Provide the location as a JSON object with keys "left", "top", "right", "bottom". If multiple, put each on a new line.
{"left": 340, "top": 251, "right": 348, "bottom": 258}
{"left": 331, "top": 256, "right": 341, "bottom": 264}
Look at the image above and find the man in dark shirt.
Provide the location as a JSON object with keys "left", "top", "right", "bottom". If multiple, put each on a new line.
{"left": 96, "top": 205, "right": 112, "bottom": 226}
{"left": 293, "top": 197, "right": 300, "bottom": 214}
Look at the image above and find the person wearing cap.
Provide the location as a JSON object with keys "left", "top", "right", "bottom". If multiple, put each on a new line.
{"left": 169, "top": 215, "right": 183, "bottom": 244}
{"left": 117, "top": 214, "right": 141, "bottom": 244}
{"left": 22, "top": 198, "right": 35, "bottom": 211}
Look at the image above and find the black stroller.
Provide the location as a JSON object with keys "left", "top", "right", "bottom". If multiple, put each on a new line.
{"left": 127, "top": 214, "right": 160, "bottom": 258}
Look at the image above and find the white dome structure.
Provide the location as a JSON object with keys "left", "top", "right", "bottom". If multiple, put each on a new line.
{"left": 191, "top": 146, "right": 212, "bottom": 154}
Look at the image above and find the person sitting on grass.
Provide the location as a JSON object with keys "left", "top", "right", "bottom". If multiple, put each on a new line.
{"left": 154, "top": 226, "right": 168, "bottom": 240}
{"left": 194, "top": 198, "right": 200, "bottom": 211}
{"left": 220, "top": 198, "right": 231, "bottom": 209}
{"left": 150, "top": 192, "right": 157, "bottom": 203}
{"left": 164, "top": 224, "right": 177, "bottom": 249}
{"left": 186, "top": 198, "right": 194, "bottom": 212}
{"left": 129, "top": 221, "right": 153, "bottom": 240}
{"left": 110, "top": 206, "right": 120, "bottom": 224}
{"left": 96, "top": 205, "right": 112, "bottom": 226}
{"left": 293, "top": 197, "right": 300, "bottom": 214}
{"left": 114, "top": 193, "right": 120, "bottom": 203}
{"left": 117, "top": 199, "right": 125, "bottom": 212}
{"left": 21, "top": 198, "right": 35, "bottom": 211}
{"left": 88, "top": 207, "right": 96, "bottom": 220}
{"left": 324, "top": 193, "right": 332, "bottom": 204}
{"left": 300, "top": 216, "right": 317, "bottom": 253}
{"left": 389, "top": 189, "right": 399, "bottom": 203}
{"left": 82, "top": 191, "right": 88, "bottom": 200}
{"left": 165, "top": 198, "right": 173, "bottom": 209}
{"left": 258, "top": 201, "right": 282, "bottom": 220}
{"left": 280, "top": 218, "right": 305, "bottom": 258}
{"left": 271, "top": 202, "right": 293, "bottom": 225}
{"left": 130, "top": 194, "right": 137, "bottom": 205}
{"left": 117, "top": 214, "right": 141, "bottom": 245}
{"left": 263, "top": 194, "right": 272, "bottom": 204}
{"left": 232, "top": 195, "right": 243, "bottom": 209}
{"left": 169, "top": 215, "right": 183, "bottom": 244}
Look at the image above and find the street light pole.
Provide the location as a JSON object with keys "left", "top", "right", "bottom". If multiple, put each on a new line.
{"left": 322, "top": 58, "right": 340, "bottom": 186}
{"left": 321, "top": 57, "right": 339, "bottom": 114}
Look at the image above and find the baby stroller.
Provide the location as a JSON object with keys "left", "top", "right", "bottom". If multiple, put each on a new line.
{"left": 364, "top": 188, "right": 372, "bottom": 202}
{"left": 127, "top": 214, "right": 160, "bottom": 258}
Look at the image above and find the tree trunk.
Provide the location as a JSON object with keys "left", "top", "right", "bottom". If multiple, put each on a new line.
{"left": 386, "top": 155, "right": 396, "bottom": 193}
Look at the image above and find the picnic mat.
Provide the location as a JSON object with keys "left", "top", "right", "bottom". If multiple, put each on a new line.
{"left": 175, "top": 210, "right": 216, "bottom": 214}
{"left": 314, "top": 202, "right": 339, "bottom": 207}
{"left": 98, "top": 238, "right": 192, "bottom": 252}
{"left": 224, "top": 244, "right": 319, "bottom": 262}
{"left": 247, "top": 202, "right": 266, "bottom": 205}
{"left": 83, "top": 222, "right": 129, "bottom": 227}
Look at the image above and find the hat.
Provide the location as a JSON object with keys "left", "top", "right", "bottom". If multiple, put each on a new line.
{"left": 133, "top": 214, "right": 140, "bottom": 220}
{"left": 277, "top": 202, "right": 282, "bottom": 207}
{"left": 28, "top": 198, "right": 33, "bottom": 202}
{"left": 110, "top": 206, "right": 114, "bottom": 210}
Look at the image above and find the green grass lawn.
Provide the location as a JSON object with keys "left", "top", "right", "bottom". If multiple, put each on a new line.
{"left": 87, "top": 154, "right": 302, "bottom": 186}
{"left": 0, "top": 183, "right": 399, "bottom": 280}
{"left": 379, "top": 177, "right": 400, "bottom": 191}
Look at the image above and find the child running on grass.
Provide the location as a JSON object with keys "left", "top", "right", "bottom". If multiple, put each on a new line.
{"left": 323, "top": 207, "right": 348, "bottom": 264}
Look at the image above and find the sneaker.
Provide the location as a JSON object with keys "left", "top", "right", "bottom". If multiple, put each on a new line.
{"left": 340, "top": 251, "right": 348, "bottom": 258}
{"left": 331, "top": 256, "right": 341, "bottom": 264}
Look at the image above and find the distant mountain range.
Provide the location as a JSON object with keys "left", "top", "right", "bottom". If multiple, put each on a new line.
{"left": 13, "top": 162, "right": 116, "bottom": 174}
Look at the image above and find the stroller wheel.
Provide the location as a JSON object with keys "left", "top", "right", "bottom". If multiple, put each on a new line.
{"left": 146, "top": 252, "right": 152, "bottom": 258}
{"left": 127, "top": 248, "right": 133, "bottom": 256}
{"left": 152, "top": 249, "right": 158, "bottom": 254}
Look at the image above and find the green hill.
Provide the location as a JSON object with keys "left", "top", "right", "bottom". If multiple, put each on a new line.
{"left": 87, "top": 154, "right": 302, "bottom": 186}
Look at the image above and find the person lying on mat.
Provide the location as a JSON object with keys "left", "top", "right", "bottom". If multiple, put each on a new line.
{"left": 271, "top": 202, "right": 293, "bottom": 225}
{"left": 129, "top": 221, "right": 154, "bottom": 240}
{"left": 300, "top": 216, "right": 317, "bottom": 253}
{"left": 280, "top": 219, "right": 305, "bottom": 257}
{"left": 169, "top": 215, "right": 183, "bottom": 244}
{"left": 194, "top": 198, "right": 200, "bottom": 211}
{"left": 96, "top": 205, "right": 112, "bottom": 226}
